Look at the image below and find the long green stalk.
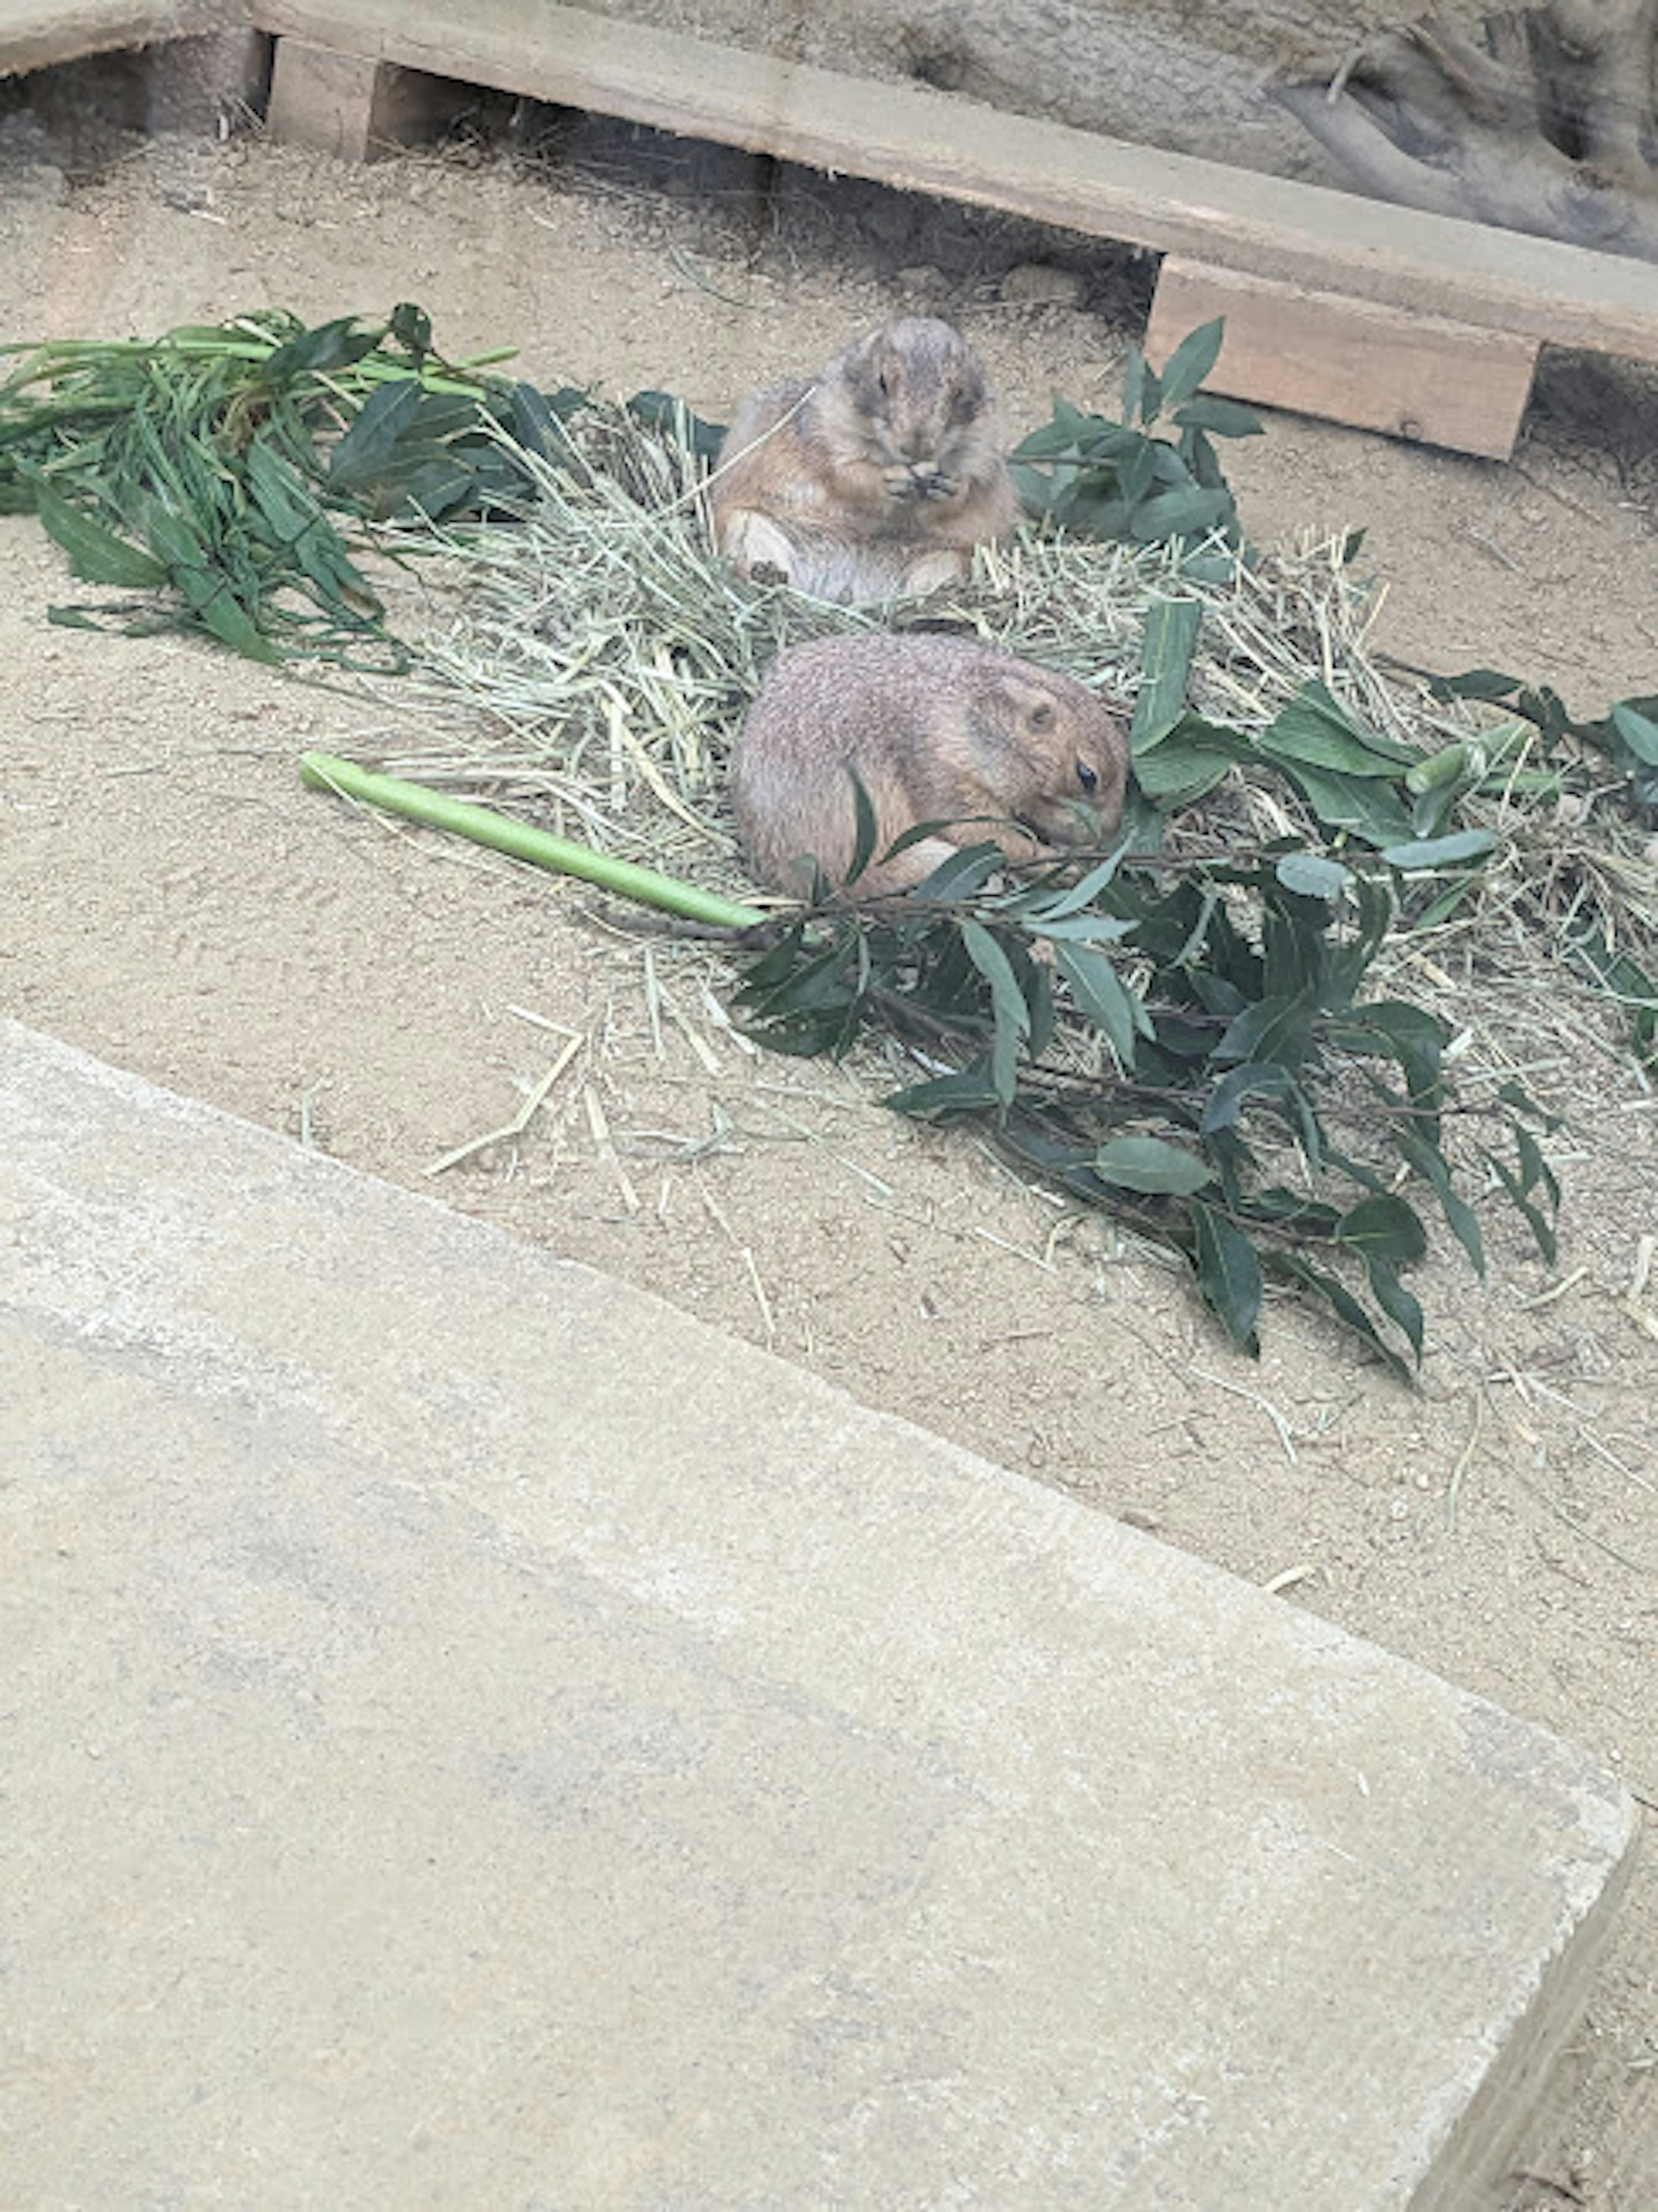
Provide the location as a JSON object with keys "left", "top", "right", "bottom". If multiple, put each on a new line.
{"left": 299, "top": 752, "right": 766, "bottom": 930}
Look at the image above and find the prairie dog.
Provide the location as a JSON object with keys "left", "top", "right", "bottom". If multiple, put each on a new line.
{"left": 730, "top": 633, "right": 1130, "bottom": 899}
{"left": 710, "top": 319, "right": 1019, "bottom": 605}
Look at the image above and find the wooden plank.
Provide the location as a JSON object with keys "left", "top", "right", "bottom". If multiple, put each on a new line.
{"left": 252, "top": 0, "right": 1658, "bottom": 366}
{"left": 266, "top": 34, "right": 463, "bottom": 159}
{"left": 1147, "top": 258, "right": 1540, "bottom": 460}
{"left": 0, "top": 0, "right": 228, "bottom": 76}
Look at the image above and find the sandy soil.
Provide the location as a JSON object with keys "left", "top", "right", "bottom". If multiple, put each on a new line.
{"left": 2, "top": 111, "right": 1656, "bottom": 2203}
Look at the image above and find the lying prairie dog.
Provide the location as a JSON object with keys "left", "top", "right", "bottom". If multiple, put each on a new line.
{"left": 709, "top": 318, "right": 1019, "bottom": 605}
{"left": 731, "top": 633, "right": 1130, "bottom": 899}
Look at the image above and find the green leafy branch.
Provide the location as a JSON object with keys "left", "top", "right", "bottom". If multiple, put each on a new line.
{"left": 0, "top": 304, "right": 725, "bottom": 665}
{"left": 734, "top": 832, "right": 1558, "bottom": 1372}
{"left": 1011, "top": 318, "right": 1263, "bottom": 552}
{"left": 1420, "top": 664, "right": 1658, "bottom": 822}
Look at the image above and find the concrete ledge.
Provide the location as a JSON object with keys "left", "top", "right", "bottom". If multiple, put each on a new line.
{"left": 0, "top": 1019, "right": 1638, "bottom": 2207}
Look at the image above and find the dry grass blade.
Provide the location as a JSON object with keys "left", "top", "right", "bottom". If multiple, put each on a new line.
{"left": 351, "top": 401, "right": 1653, "bottom": 1130}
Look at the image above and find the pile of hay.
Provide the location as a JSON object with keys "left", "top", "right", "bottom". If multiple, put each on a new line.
{"left": 376, "top": 404, "right": 1655, "bottom": 1100}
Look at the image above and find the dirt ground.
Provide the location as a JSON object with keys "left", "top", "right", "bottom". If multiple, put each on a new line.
{"left": 2, "top": 102, "right": 1656, "bottom": 2204}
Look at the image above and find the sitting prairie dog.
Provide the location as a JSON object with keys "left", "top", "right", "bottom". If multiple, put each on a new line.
{"left": 709, "top": 318, "right": 1019, "bottom": 605}
{"left": 730, "top": 633, "right": 1130, "bottom": 899}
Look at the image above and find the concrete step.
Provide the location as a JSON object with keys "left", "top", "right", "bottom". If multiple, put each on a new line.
{"left": 0, "top": 1018, "right": 1637, "bottom": 2209}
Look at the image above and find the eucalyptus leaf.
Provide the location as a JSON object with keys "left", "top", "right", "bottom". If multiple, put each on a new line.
{"left": 1171, "top": 394, "right": 1263, "bottom": 438}
{"left": 1094, "top": 1135, "right": 1213, "bottom": 1193}
{"left": 1156, "top": 318, "right": 1225, "bottom": 410}
{"left": 1130, "top": 598, "right": 1204, "bottom": 753}
{"left": 1054, "top": 941, "right": 1144, "bottom": 1063}
{"left": 1188, "top": 1202, "right": 1263, "bottom": 1354}
{"left": 961, "top": 918, "right": 1031, "bottom": 1108}
{"left": 1275, "top": 853, "right": 1352, "bottom": 900}
{"left": 1334, "top": 1193, "right": 1428, "bottom": 1263}
{"left": 1611, "top": 701, "right": 1658, "bottom": 767}
{"left": 1380, "top": 829, "right": 1497, "bottom": 870}
{"left": 1366, "top": 1256, "right": 1425, "bottom": 1364}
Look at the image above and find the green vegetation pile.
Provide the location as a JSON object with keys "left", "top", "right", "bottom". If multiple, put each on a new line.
{"left": 6, "top": 307, "right": 1655, "bottom": 1366}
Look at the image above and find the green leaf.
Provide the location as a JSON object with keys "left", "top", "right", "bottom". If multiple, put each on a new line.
{"left": 326, "top": 378, "right": 426, "bottom": 488}
{"left": 1128, "top": 486, "right": 1232, "bottom": 543}
{"left": 1120, "top": 343, "right": 1147, "bottom": 425}
{"left": 1394, "top": 1126, "right": 1485, "bottom": 1277}
{"left": 1130, "top": 732, "right": 1238, "bottom": 805}
{"left": 1258, "top": 682, "right": 1418, "bottom": 775}
{"left": 1171, "top": 394, "right": 1263, "bottom": 438}
{"left": 1268, "top": 1251, "right": 1411, "bottom": 1380}
{"left": 1366, "top": 1256, "right": 1424, "bottom": 1364}
{"left": 845, "top": 766, "right": 880, "bottom": 888}
{"left": 1611, "top": 701, "right": 1658, "bottom": 767}
{"left": 1380, "top": 829, "right": 1497, "bottom": 870}
{"left": 29, "top": 476, "right": 166, "bottom": 588}
{"left": 1274, "top": 853, "right": 1352, "bottom": 900}
{"left": 624, "top": 389, "right": 727, "bottom": 460}
{"left": 1277, "top": 762, "right": 1414, "bottom": 847}
{"left": 1130, "top": 598, "right": 1203, "bottom": 753}
{"left": 1215, "top": 990, "right": 1316, "bottom": 1072}
{"left": 1095, "top": 1135, "right": 1213, "bottom": 1195}
{"left": 1054, "top": 940, "right": 1144, "bottom": 1064}
{"left": 141, "top": 500, "right": 283, "bottom": 663}
{"left": 1188, "top": 1201, "right": 1263, "bottom": 1353}
{"left": 1016, "top": 845, "right": 1130, "bottom": 924}
{"left": 1486, "top": 1148, "right": 1559, "bottom": 1265}
{"left": 387, "top": 301, "right": 433, "bottom": 357}
{"left": 907, "top": 839, "right": 1007, "bottom": 903}
{"left": 1200, "top": 1060, "right": 1293, "bottom": 1133}
{"left": 960, "top": 918, "right": 1031, "bottom": 1108}
{"left": 885, "top": 1064, "right": 1003, "bottom": 1119}
{"left": 1157, "top": 318, "right": 1225, "bottom": 410}
{"left": 1426, "top": 667, "right": 1521, "bottom": 705}
{"left": 1334, "top": 1193, "right": 1428, "bottom": 1263}
{"left": 261, "top": 314, "right": 381, "bottom": 381}
{"left": 1022, "top": 912, "right": 1138, "bottom": 945}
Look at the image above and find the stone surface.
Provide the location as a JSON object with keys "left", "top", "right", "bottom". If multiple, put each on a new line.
{"left": 0, "top": 1020, "right": 1637, "bottom": 2207}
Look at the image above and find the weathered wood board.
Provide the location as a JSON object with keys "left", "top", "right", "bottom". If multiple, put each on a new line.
{"left": 1147, "top": 259, "right": 1541, "bottom": 459}
{"left": 254, "top": 0, "right": 1658, "bottom": 370}
{"left": 0, "top": 0, "right": 226, "bottom": 75}
{"left": 9, "top": 0, "right": 1658, "bottom": 456}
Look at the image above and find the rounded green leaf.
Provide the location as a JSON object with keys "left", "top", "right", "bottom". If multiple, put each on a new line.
{"left": 1095, "top": 1136, "right": 1214, "bottom": 1195}
{"left": 1274, "top": 854, "right": 1352, "bottom": 900}
{"left": 1379, "top": 829, "right": 1497, "bottom": 871}
{"left": 1334, "top": 1194, "right": 1428, "bottom": 1263}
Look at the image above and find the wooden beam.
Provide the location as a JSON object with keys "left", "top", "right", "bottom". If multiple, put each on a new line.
{"left": 266, "top": 34, "right": 463, "bottom": 160}
{"left": 1147, "top": 259, "right": 1541, "bottom": 460}
{"left": 0, "top": 0, "right": 229, "bottom": 76}
{"left": 253, "top": 0, "right": 1658, "bottom": 366}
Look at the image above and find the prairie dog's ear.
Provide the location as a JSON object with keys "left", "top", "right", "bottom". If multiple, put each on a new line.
{"left": 994, "top": 672, "right": 1060, "bottom": 734}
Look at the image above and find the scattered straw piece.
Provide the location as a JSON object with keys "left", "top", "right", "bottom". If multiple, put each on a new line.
{"left": 583, "top": 1084, "right": 641, "bottom": 1212}
{"left": 1191, "top": 1364, "right": 1300, "bottom": 1465}
{"left": 424, "top": 1036, "right": 583, "bottom": 1176}
{"left": 1262, "top": 1563, "right": 1316, "bottom": 1595}
{"left": 1446, "top": 1391, "right": 1484, "bottom": 1531}
{"left": 970, "top": 1225, "right": 1057, "bottom": 1272}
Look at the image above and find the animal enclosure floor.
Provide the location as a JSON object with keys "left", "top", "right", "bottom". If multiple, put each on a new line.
{"left": 2, "top": 124, "right": 1656, "bottom": 2206}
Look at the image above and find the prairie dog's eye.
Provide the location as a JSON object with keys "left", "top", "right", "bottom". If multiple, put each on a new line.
{"left": 1028, "top": 702, "right": 1056, "bottom": 732}
{"left": 875, "top": 369, "right": 892, "bottom": 399}
{"left": 1075, "top": 758, "right": 1099, "bottom": 793}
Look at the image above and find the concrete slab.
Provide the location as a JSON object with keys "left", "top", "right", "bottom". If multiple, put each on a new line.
{"left": 0, "top": 1018, "right": 1637, "bottom": 2209}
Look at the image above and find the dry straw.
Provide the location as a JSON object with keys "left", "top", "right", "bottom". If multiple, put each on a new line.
{"left": 373, "top": 404, "right": 1655, "bottom": 1102}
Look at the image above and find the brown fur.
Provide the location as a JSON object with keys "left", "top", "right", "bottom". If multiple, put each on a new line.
{"left": 710, "top": 319, "right": 1019, "bottom": 606}
{"left": 730, "top": 633, "right": 1130, "bottom": 899}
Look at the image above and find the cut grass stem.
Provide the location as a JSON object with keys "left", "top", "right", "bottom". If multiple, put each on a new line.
{"left": 299, "top": 751, "right": 766, "bottom": 930}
